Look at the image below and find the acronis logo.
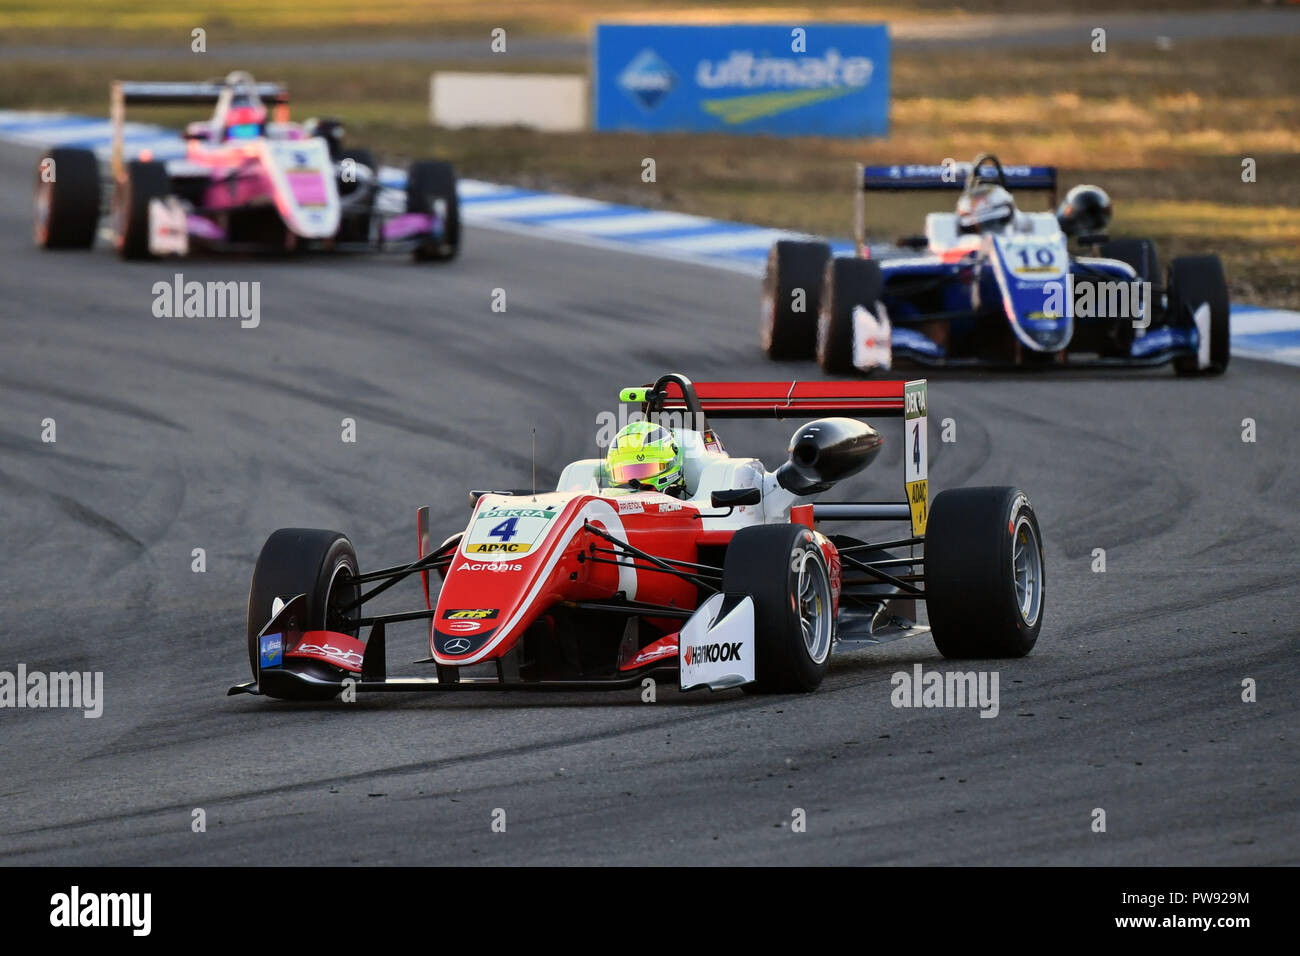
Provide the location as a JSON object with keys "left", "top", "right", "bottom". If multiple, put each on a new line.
{"left": 618, "top": 48, "right": 677, "bottom": 110}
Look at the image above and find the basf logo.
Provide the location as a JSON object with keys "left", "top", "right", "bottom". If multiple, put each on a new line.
{"left": 595, "top": 23, "right": 890, "bottom": 136}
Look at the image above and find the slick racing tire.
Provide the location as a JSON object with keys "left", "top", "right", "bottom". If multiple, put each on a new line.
{"left": 926, "top": 487, "right": 1044, "bottom": 659}
{"left": 34, "top": 147, "right": 100, "bottom": 249}
{"left": 1099, "top": 238, "right": 1161, "bottom": 287}
{"left": 761, "top": 239, "right": 831, "bottom": 360}
{"left": 818, "top": 257, "right": 884, "bottom": 375}
{"left": 1169, "top": 255, "right": 1230, "bottom": 376}
{"left": 723, "top": 524, "right": 834, "bottom": 693}
{"left": 112, "top": 160, "right": 170, "bottom": 260}
{"left": 246, "top": 528, "right": 361, "bottom": 679}
{"left": 1096, "top": 238, "right": 1161, "bottom": 356}
{"left": 407, "top": 159, "right": 460, "bottom": 262}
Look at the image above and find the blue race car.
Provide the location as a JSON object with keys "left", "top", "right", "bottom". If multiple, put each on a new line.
{"left": 761, "top": 153, "right": 1229, "bottom": 375}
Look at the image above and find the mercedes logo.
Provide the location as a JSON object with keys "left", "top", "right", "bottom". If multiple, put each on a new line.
{"left": 443, "top": 637, "right": 471, "bottom": 654}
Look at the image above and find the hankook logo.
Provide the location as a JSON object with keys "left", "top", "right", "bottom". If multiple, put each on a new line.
{"left": 684, "top": 641, "right": 743, "bottom": 666}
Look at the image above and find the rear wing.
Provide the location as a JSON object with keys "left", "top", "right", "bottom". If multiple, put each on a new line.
{"left": 109, "top": 78, "right": 290, "bottom": 178}
{"left": 670, "top": 379, "right": 912, "bottom": 418}
{"left": 854, "top": 161, "right": 1058, "bottom": 255}
{"left": 626, "top": 376, "right": 930, "bottom": 535}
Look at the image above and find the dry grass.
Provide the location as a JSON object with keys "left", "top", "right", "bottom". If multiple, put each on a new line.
{"left": 0, "top": 0, "right": 1255, "bottom": 44}
{"left": 0, "top": 32, "right": 1295, "bottom": 305}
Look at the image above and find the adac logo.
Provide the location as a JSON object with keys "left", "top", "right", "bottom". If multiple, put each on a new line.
{"left": 618, "top": 48, "right": 677, "bottom": 110}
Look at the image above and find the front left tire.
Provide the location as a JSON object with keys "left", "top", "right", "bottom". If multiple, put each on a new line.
{"left": 1169, "top": 255, "right": 1230, "bottom": 376}
{"left": 112, "top": 159, "right": 170, "bottom": 260}
{"left": 246, "top": 528, "right": 361, "bottom": 677}
{"left": 407, "top": 160, "right": 460, "bottom": 262}
{"left": 723, "top": 524, "right": 834, "bottom": 693}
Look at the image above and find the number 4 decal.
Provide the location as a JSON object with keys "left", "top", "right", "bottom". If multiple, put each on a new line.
{"left": 912, "top": 422, "right": 921, "bottom": 470}
{"left": 488, "top": 517, "right": 519, "bottom": 541}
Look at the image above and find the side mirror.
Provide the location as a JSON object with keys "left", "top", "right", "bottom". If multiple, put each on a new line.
{"left": 710, "top": 487, "right": 761, "bottom": 508}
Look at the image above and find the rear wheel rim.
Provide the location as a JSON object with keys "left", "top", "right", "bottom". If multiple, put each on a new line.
{"left": 1011, "top": 515, "right": 1043, "bottom": 627}
{"left": 794, "top": 549, "right": 833, "bottom": 663}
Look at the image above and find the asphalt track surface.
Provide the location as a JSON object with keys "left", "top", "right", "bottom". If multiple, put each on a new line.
{"left": 0, "top": 140, "right": 1296, "bottom": 865}
{"left": 4, "top": 10, "right": 1298, "bottom": 62}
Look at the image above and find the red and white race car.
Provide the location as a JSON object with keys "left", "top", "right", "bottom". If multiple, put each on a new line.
{"left": 34, "top": 71, "right": 458, "bottom": 262}
{"left": 230, "top": 374, "right": 1045, "bottom": 700}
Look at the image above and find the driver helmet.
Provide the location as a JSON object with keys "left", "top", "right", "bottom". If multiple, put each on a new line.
{"left": 224, "top": 102, "right": 267, "bottom": 140}
{"left": 956, "top": 183, "right": 1016, "bottom": 235}
{"left": 607, "top": 421, "right": 685, "bottom": 495}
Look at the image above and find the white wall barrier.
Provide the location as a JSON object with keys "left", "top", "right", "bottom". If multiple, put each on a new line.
{"left": 430, "top": 73, "right": 587, "bottom": 132}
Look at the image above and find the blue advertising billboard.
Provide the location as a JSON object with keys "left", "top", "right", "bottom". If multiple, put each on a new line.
{"left": 593, "top": 23, "right": 891, "bottom": 137}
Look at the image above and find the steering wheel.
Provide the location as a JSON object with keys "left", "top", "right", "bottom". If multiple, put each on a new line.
{"left": 964, "top": 153, "right": 1007, "bottom": 191}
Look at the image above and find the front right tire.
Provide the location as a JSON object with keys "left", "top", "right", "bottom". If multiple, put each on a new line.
{"left": 925, "top": 486, "right": 1044, "bottom": 659}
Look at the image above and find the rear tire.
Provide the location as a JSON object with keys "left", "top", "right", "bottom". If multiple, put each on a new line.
{"left": 926, "top": 487, "right": 1044, "bottom": 659}
{"left": 723, "top": 524, "right": 833, "bottom": 693}
{"left": 246, "top": 529, "right": 361, "bottom": 677}
{"left": 761, "top": 239, "right": 831, "bottom": 360}
{"left": 336, "top": 147, "right": 376, "bottom": 241}
{"left": 34, "top": 147, "right": 100, "bottom": 249}
{"left": 112, "top": 160, "right": 170, "bottom": 260}
{"left": 1099, "top": 238, "right": 1161, "bottom": 286}
{"left": 1169, "top": 255, "right": 1230, "bottom": 376}
{"left": 1096, "top": 238, "right": 1160, "bottom": 355}
{"left": 817, "top": 257, "right": 884, "bottom": 375}
{"left": 407, "top": 159, "right": 459, "bottom": 261}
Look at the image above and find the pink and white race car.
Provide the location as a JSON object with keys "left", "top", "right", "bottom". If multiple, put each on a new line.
{"left": 34, "top": 71, "right": 459, "bottom": 262}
